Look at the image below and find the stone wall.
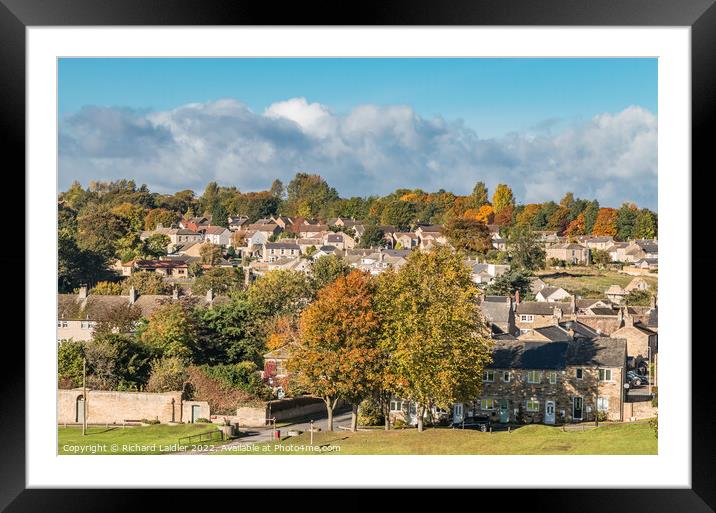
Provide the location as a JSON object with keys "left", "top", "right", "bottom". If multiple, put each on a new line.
{"left": 233, "top": 397, "right": 329, "bottom": 427}
{"left": 58, "top": 389, "right": 209, "bottom": 424}
{"left": 624, "top": 401, "right": 657, "bottom": 420}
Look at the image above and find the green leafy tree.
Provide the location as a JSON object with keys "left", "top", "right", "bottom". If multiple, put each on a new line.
{"left": 492, "top": 184, "right": 515, "bottom": 214}
{"left": 90, "top": 281, "right": 123, "bottom": 295}
{"left": 140, "top": 300, "right": 197, "bottom": 359}
{"left": 591, "top": 249, "right": 611, "bottom": 266}
{"left": 484, "top": 269, "right": 534, "bottom": 299}
{"left": 443, "top": 217, "right": 492, "bottom": 254}
{"left": 141, "top": 234, "right": 170, "bottom": 259}
{"left": 508, "top": 226, "right": 546, "bottom": 271}
{"left": 377, "top": 247, "right": 493, "bottom": 432}
{"left": 583, "top": 200, "right": 600, "bottom": 234}
{"left": 309, "top": 255, "right": 351, "bottom": 293}
{"left": 634, "top": 209, "right": 658, "bottom": 239}
{"left": 194, "top": 296, "right": 264, "bottom": 365}
{"left": 122, "top": 271, "right": 171, "bottom": 295}
{"left": 58, "top": 340, "right": 85, "bottom": 388}
{"left": 247, "top": 270, "right": 313, "bottom": 321}
{"left": 192, "top": 267, "right": 244, "bottom": 296}
{"left": 470, "top": 181, "right": 489, "bottom": 209}
{"left": 85, "top": 333, "right": 152, "bottom": 390}
{"left": 146, "top": 356, "right": 189, "bottom": 392}
{"left": 625, "top": 289, "right": 652, "bottom": 306}
{"left": 200, "top": 243, "right": 224, "bottom": 265}
{"left": 76, "top": 204, "right": 126, "bottom": 260}
{"left": 358, "top": 224, "right": 386, "bottom": 248}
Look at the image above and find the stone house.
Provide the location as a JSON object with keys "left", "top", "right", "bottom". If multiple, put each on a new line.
{"left": 393, "top": 231, "right": 418, "bottom": 249}
{"left": 515, "top": 301, "right": 576, "bottom": 332}
{"left": 227, "top": 215, "right": 249, "bottom": 231}
{"left": 546, "top": 243, "right": 590, "bottom": 265}
{"left": 605, "top": 284, "right": 628, "bottom": 304}
{"left": 611, "top": 315, "right": 658, "bottom": 372}
{"left": 133, "top": 259, "right": 189, "bottom": 278}
{"left": 625, "top": 277, "right": 651, "bottom": 293}
{"left": 623, "top": 240, "right": 658, "bottom": 263}
{"left": 577, "top": 236, "right": 615, "bottom": 251}
{"left": 459, "top": 336, "right": 627, "bottom": 425}
{"left": 203, "top": 225, "right": 232, "bottom": 247}
{"left": 262, "top": 241, "right": 301, "bottom": 262}
{"left": 479, "top": 295, "right": 516, "bottom": 336}
{"left": 246, "top": 222, "right": 282, "bottom": 239}
{"left": 467, "top": 261, "right": 510, "bottom": 286}
{"left": 535, "top": 286, "right": 571, "bottom": 302}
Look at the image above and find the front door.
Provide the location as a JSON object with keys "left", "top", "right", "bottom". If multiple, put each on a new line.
{"left": 191, "top": 405, "right": 201, "bottom": 423}
{"left": 572, "top": 396, "right": 583, "bottom": 421}
{"left": 76, "top": 396, "right": 85, "bottom": 423}
{"left": 453, "top": 403, "right": 464, "bottom": 424}
{"left": 545, "top": 400, "right": 556, "bottom": 424}
{"left": 499, "top": 399, "right": 510, "bottom": 423}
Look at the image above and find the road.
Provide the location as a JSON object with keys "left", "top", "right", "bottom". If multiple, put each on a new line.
{"left": 209, "top": 407, "right": 354, "bottom": 448}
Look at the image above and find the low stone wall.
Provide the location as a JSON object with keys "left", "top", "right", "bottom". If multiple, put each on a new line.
{"left": 58, "top": 389, "right": 209, "bottom": 424}
{"left": 624, "top": 401, "right": 657, "bottom": 421}
{"left": 232, "top": 397, "right": 330, "bottom": 427}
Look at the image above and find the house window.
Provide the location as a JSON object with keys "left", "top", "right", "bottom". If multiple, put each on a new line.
{"left": 520, "top": 315, "right": 534, "bottom": 322}
{"left": 62, "top": 321, "right": 68, "bottom": 328}
{"left": 597, "top": 397, "right": 609, "bottom": 412}
{"left": 483, "top": 370, "right": 495, "bottom": 382}
{"left": 502, "top": 371, "right": 511, "bottom": 383}
{"left": 526, "top": 399, "right": 540, "bottom": 412}
{"left": 576, "top": 368, "right": 584, "bottom": 380}
{"left": 481, "top": 399, "right": 496, "bottom": 410}
{"left": 527, "top": 370, "right": 542, "bottom": 384}
{"left": 548, "top": 372, "right": 557, "bottom": 384}
{"left": 390, "top": 400, "right": 404, "bottom": 412}
{"left": 598, "top": 369, "right": 612, "bottom": 382}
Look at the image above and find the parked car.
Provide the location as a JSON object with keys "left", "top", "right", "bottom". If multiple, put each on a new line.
{"left": 452, "top": 415, "right": 491, "bottom": 432}
{"left": 627, "top": 371, "right": 649, "bottom": 386}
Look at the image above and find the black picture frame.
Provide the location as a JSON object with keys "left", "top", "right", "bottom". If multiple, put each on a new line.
{"left": 2, "top": 0, "right": 713, "bottom": 510}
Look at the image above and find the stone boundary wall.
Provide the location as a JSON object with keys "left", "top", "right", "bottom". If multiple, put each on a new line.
{"left": 58, "top": 389, "right": 209, "bottom": 424}
{"left": 624, "top": 401, "right": 657, "bottom": 421}
{"left": 231, "top": 397, "right": 334, "bottom": 427}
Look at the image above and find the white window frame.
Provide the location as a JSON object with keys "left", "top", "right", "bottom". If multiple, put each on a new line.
{"left": 520, "top": 314, "right": 534, "bottom": 322}
{"left": 502, "top": 371, "right": 511, "bottom": 383}
{"left": 576, "top": 368, "right": 584, "bottom": 380}
{"left": 527, "top": 370, "right": 542, "bottom": 384}
{"left": 598, "top": 368, "right": 613, "bottom": 382}
{"left": 548, "top": 371, "right": 557, "bottom": 384}
{"left": 597, "top": 396, "right": 609, "bottom": 412}
{"left": 526, "top": 399, "right": 540, "bottom": 412}
{"left": 483, "top": 370, "right": 495, "bottom": 382}
{"left": 480, "top": 399, "right": 496, "bottom": 410}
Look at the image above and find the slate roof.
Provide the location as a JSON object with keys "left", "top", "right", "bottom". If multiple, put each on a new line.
{"left": 480, "top": 296, "right": 512, "bottom": 324}
{"left": 265, "top": 242, "right": 301, "bottom": 250}
{"left": 488, "top": 337, "right": 626, "bottom": 370}
{"left": 516, "top": 301, "right": 575, "bottom": 316}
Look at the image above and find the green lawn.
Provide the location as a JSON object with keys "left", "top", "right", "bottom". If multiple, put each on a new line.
{"left": 224, "top": 421, "right": 656, "bottom": 455}
{"left": 536, "top": 267, "right": 657, "bottom": 298}
{"left": 58, "top": 424, "right": 222, "bottom": 455}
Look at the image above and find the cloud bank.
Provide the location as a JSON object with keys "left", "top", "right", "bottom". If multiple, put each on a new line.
{"left": 59, "top": 97, "right": 657, "bottom": 209}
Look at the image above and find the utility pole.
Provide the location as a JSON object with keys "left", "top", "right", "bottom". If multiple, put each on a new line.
{"left": 310, "top": 420, "right": 314, "bottom": 446}
{"left": 82, "top": 358, "right": 87, "bottom": 436}
{"left": 595, "top": 368, "right": 599, "bottom": 427}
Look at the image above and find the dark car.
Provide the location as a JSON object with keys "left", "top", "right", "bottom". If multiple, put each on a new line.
{"left": 452, "top": 415, "right": 491, "bottom": 432}
{"left": 627, "top": 371, "right": 649, "bottom": 386}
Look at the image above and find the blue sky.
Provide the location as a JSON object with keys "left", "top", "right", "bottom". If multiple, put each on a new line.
{"left": 58, "top": 58, "right": 658, "bottom": 208}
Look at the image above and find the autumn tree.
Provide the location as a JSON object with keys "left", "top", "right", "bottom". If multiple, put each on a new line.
{"left": 144, "top": 208, "right": 179, "bottom": 230}
{"left": 140, "top": 299, "right": 197, "bottom": 359}
{"left": 378, "top": 247, "right": 493, "bottom": 432}
{"left": 493, "top": 204, "right": 515, "bottom": 227}
{"left": 122, "top": 270, "right": 171, "bottom": 295}
{"left": 443, "top": 217, "right": 492, "bottom": 254}
{"left": 492, "top": 184, "right": 515, "bottom": 214}
{"left": 592, "top": 208, "right": 619, "bottom": 237}
{"left": 90, "top": 280, "right": 123, "bottom": 295}
{"left": 290, "top": 271, "right": 382, "bottom": 431}
{"left": 634, "top": 209, "right": 658, "bottom": 239}
{"left": 200, "top": 243, "right": 224, "bottom": 265}
{"left": 463, "top": 204, "right": 494, "bottom": 224}
{"left": 565, "top": 212, "right": 586, "bottom": 237}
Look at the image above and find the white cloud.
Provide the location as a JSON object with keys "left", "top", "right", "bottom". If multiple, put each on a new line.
{"left": 59, "top": 99, "right": 657, "bottom": 209}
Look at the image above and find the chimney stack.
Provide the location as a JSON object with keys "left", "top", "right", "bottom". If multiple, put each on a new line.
{"left": 514, "top": 289, "right": 521, "bottom": 305}
{"left": 129, "top": 286, "right": 138, "bottom": 304}
{"left": 617, "top": 306, "right": 624, "bottom": 327}
{"left": 78, "top": 285, "right": 88, "bottom": 300}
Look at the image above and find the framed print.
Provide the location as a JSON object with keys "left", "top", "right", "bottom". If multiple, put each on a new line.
{"left": 2, "top": 0, "right": 715, "bottom": 510}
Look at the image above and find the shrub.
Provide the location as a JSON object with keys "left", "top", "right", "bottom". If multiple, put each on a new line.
{"left": 596, "top": 411, "right": 608, "bottom": 422}
{"left": 194, "top": 418, "right": 211, "bottom": 423}
{"left": 90, "top": 280, "right": 123, "bottom": 295}
{"left": 185, "top": 363, "right": 271, "bottom": 415}
{"left": 58, "top": 340, "right": 85, "bottom": 388}
{"left": 357, "top": 398, "right": 385, "bottom": 427}
{"left": 140, "top": 418, "right": 160, "bottom": 425}
{"left": 146, "top": 356, "right": 188, "bottom": 393}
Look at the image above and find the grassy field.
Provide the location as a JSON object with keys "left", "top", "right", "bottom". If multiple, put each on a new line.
{"left": 536, "top": 267, "right": 657, "bottom": 298}
{"left": 58, "top": 424, "right": 222, "bottom": 455}
{"left": 220, "top": 421, "right": 657, "bottom": 455}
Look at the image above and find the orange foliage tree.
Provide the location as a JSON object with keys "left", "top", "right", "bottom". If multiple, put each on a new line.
{"left": 463, "top": 204, "right": 494, "bottom": 224}
{"left": 289, "top": 270, "right": 382, "bottom": 431}
{"left": 591, "top": 208, "right": 619, "bottom": 237}
{"left": 564, "top": 212, "right": 586, "bottom": 237}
